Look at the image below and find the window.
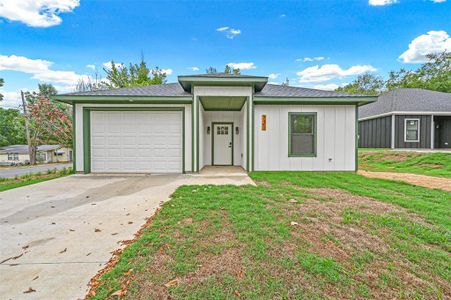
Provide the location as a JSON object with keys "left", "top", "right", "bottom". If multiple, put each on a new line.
{"left": 7, "top": 153, "right": 19, "bottom": 161}
{"left": 289, "top": 113, "right": 316, "bottom": 156}
{"left": 404, "top": 119, "right": 420, "bottom": 142}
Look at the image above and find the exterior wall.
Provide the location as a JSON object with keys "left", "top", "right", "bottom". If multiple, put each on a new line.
{"left": 358, "top": 116, "right": 391, "bottom": 148}
{"left": 254, "top": 105, "right": 356, "bottom": 171}
{"left": 74, "top": 103, "right": 192, "bottom": 173}
{"left": 0, "top": 153, "right": 30, "bottom": 164}
{"left": 395, "top": 115, "right": 431, "bottom": 148}
{"left": 201, "top": 110, "right": 244, "bottom": 167}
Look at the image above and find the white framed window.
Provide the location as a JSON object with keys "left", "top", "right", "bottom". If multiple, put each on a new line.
{"left": 7, "top": 153, "right": 19, "bottom": 161}
{"left": 404, "top": 118, "right": 420, "bottom": 142}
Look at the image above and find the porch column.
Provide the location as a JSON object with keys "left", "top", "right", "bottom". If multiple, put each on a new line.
{"left": 247, "top": 95, "right": 254, "bottom": 171}
{"left": 192, "top": 95, "right": 200, "bottom": 172}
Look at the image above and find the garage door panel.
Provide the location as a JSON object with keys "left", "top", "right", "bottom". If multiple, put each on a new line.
{"left": 90, "top": 111, "right": 182, "bottom": 173}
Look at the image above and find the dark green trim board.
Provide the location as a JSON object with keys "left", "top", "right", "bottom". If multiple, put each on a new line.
{"left": 355, "top": 105, "right": 358, "bottom": 171}
{"left": 83, "top": 108, "right": 91, "bottom": 174}
{"left": 72, "top": 105, "right": 76, "bottom": 172}
{"left": 191, "top": 101, "right": 194, "bottom": 172}
{"left": 253, "top": 96, "right": 377, "bottom": 106}
{"left": 53, "top": 95, "right": 192, "bottom": 104}
{"left": 246, "top": 97, "right": 250, "bottom": 171}
{"left": 288, "top": 112, "right": 317, "bottom": 157}
{"left": 82, "top": 107, "right": 185, "bottom": 174}
{"left": 211, "top": 122, "right": 234, "bottom": 166}
{"left": 251, "top": 100, "right": 255, "bottom": 171}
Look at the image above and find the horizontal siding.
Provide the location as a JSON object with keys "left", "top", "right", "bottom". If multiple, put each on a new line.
{"left": 254, "top": 105, "right": 356, "bottom": 171}
{"left": 395, "top": 115, "right": 431, "bottom": 148}
{"left": 358, "top": 116, "right": 391, "bottom": 148}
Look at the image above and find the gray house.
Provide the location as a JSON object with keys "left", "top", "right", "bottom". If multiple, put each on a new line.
{"left": 359, "top": 88, "right": 451, "bottom": 149}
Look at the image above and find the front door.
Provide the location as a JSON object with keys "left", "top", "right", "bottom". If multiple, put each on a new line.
{"left": 212, "top": 123, "right": 233, "bottom": 165}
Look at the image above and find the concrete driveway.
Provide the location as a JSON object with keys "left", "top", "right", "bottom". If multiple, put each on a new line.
{"left": 0, "top": 163, "right": 72, "bottom": 179}
{"left": 0, "top": 170, "right": 253, "bottom": 300}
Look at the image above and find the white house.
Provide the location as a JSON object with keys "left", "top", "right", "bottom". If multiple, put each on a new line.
{"left": 0, "top": 145, "right": 72, "bottom": 165}
{"left": 54, "top": 74, "right": 375, "bottom": 174}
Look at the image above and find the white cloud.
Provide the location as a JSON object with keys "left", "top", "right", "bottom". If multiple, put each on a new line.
{"left": 431, "top": 0, "right": 446, "bottom": 2}
{"left": 86, "top": 64, "right": 96, "bottom": 70}
{"left": 368, "top": 0, "right": 398, "bottom": 6}
{"left": 189, "top": 66, "right": 200, "bottom": 71}
{"left": 399, "top": 30, "right": 451, "bottom": 63}
{"left": 217, "top": 26, "right": 241, "bottom": 39}
{"left": 267, "top": 73, "right": 280, "bottom": 80}
{"left": 297, "top": 64, "right": 377, "bottom": 83}
{"left": 0, "top": 91, "right": 23, "bottom": 109}
{"left": 312, "top": 83, "right": 349, "bottom": 91}
{"left": 227, "top": 62, "right": 256, "bottom": 70}
{"left": 280, "top": 14, "right": 286, "bottom": 17}
{"left": 0, "top": 54, "right": 88, "bottom": 86}
{"left": 0, "top": 0, "right": 79, "bottom": 27}
{"left": 102, "top": 61, "right": 124, "bottom": 70}
{"left": 161, "top": 68, "right": 173, "bottom": 75}
{"left": 299, "top": 56, "right": 326, "bottom": 62}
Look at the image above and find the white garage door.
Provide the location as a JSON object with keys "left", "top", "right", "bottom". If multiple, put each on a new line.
{"left": 90, "top": 111, "right": 182, "bottom": 173}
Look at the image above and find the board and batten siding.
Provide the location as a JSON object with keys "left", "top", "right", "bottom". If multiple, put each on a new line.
{"left": 395, "top": 115, "right": 431, "bottom": 148}
{"left": 358, "top": 116, "right": 392, "bottom": 148}
{"left": 254, "top": 105, "right": 356, "bottom": 171}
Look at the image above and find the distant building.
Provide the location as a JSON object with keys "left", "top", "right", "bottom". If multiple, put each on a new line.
{"left": 359, "top": 88, "right": 451, "bottom": 149}
{"left": 0, "top": 145, "right": 72, "bottom": 165}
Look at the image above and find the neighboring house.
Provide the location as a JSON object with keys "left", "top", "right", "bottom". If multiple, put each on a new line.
{"left": 0, "top": 145, "right": 73, "bottom": 165}
{"left": 359, "top": 88, "right": 451, "bottom": 149}
{"left": 53, "top": 73, "right": 375, "bottom": 174}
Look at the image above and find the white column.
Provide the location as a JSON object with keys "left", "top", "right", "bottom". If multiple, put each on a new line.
{"left": 430, "top": 115, "right": 434, "bottom": 149}
{"left": 391, "top": 114, "right": 395, "bottom": 149}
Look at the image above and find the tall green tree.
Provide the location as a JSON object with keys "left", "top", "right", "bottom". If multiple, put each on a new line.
{"left": 104, "top": 58, "right": 167, "bottom": 88}
{"left": 0, "top": 78, "right": 4, "bottom": 101}
{"left": 336, "top": 74, "right": 385, "bottom": 95}
{"left": 0, "top": 108, "right": 26, "bottom": 146}
{"left": 206, "top": 65, "right": 241, "bottom": 75}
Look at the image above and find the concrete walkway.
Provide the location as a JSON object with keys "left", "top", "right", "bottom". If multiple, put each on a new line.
{"left": 0, "top": 163, "right": 72, "bottom": 179}
{"left": 358, "top": 170, "right": 451, "bottom": 192}
{"left": 0, "top": 170, "right": 254, "bottom": 300}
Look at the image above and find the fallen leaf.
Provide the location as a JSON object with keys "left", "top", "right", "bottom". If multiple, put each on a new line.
{"left": 59, "top": 248, "right": 67, "bottom": 254}
{"left": 290, "top": 221, "right": 299, "bottom": 226}
{"left": 288, "top": 199, "right": 298, "bottom": 203}
{"left": 69, "top": 229, "right": 75, "bottom": 232}
{"left": 23, "top": 287, "right": 36, "bottom": 294}
{"left": 86, "top": 252, "right": 92, "bottom": 256}
{"left": 164, "top": 278, "right": 180, "bottom": 288}
{"left": 50, "top": 205, "right": 55, "bottom": 208}
{"left": 51, "top": 222, "right": 56, "bottom": 225}
{"left": 128, "top": 221, "right": 133, "bottom": 224}
{"left": 111, "top": 290, "right": 125, "bottom": 297}
{"left": 22, "top": 245, "right": 29, "bottom": 250}
{"left": 111, "top": 233, "right": 118, "bottom": 236}
{"left": 95, "top": 228, "right": 101, "bottom": 232}
{"left": 32, "top": 275, "right": 39, "bottom": 281}
{"left": 234, "top": 290, "right": 241, "bottom": 297}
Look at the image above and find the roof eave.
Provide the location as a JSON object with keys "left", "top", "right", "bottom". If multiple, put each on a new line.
{"left": 52, "top": 95, "right": 193, "bottom": 104}
{"left": 253, "top": 96, "right": 377, "bottom": 106}
{"left": 177, "top": 76, "right": 268, "bottom": 92}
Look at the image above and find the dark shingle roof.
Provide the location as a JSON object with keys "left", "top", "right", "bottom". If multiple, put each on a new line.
{"left": 359, "top": 88, "right": 451, "bottom": 119}
{"left": 178, "top": 73, "right": 267, "bottom": 79}
{"left": 255, "top": 84, "right": 368, "bottom": 98}
{"left": 59, "top": 83, "right": 191, "bottom": 97}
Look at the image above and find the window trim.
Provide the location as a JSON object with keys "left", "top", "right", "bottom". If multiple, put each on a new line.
{"left": 288, "top": 112, "right": 317, "bottom": 157}
{"left": 404, "top": 118, "right": 420, "bottom": 143}
{"left": 7, "top": 153, "right": 19, "bottom": 161}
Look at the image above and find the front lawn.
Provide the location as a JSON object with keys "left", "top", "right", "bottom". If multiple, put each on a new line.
{"left": 0, "top": 167, "right": 73, "bottom": 192}
{"left": 359, "top": 149, "right": 451, "bottom": 178}
{"left": 89, "top": 172, "right": 450, "bottom": 299}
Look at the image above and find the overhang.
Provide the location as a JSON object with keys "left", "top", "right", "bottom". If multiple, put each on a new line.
{"left": 52, "top": 95, "right": 193, "bottom": 105}
{"left": 253, "top": 96, "right": 378, "bottom": 106}
{"left": 178, "top": 75, "right": 268, "bottom": 93}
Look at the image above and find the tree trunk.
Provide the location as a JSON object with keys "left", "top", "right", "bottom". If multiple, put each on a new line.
{"left": 30, "top": 145, "right": 37, "bottom": 165}
{"left": 21, "top": 91, "right": 34, "bottom": 164}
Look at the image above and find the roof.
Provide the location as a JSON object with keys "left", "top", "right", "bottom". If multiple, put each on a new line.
{"left": 0, "top": 145, "right": 61, "bottom": 154}
{"left": 359, "top": 88, "right": 451, "bottom": 119}
{"left": 255, "top": 84, "right": 369, "bottom": 98}
{"left": 178, "top": 73, "right": 268, "bottom": 92}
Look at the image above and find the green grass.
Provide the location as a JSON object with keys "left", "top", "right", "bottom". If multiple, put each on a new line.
{"left": 89, "top": 172, "right": 450, "bottom": 300}
{"left": 0, "top": 167, "right": 73, "bottom": 192}
{"left": 359, "top": 149, "right": 451, "bottom": 178}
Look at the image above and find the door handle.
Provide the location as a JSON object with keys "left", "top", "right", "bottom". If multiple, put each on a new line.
{"left": 228, "top": 142, "right": 232, "bottom": 148}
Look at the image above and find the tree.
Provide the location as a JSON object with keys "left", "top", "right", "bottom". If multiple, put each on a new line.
{"left": 206, "top": 65, "right": 241, "bottom": 75}
{"left": 75, "top": 74, "right": 108, "bottom": 92}
{"left": 26, "top": 97, "right": 72, "bottom": 164}
{"left": 206, "top": 66, "right": 218, "bottom": 74}
{"left": 0, "top": 108, "right": 26, "bottom": 146}
{"left": 0, "top": 78, "right": 4, "bottom": 101}
{"left": 336, "top": 74, "right": 385, "bottom": 95}
{"left": 104, "top": 58, "right": 167, "bottom": 88}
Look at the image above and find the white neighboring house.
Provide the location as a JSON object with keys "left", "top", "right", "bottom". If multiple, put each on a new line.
{"left": 0, "top": 145, "right": 73, "bottom": 165}
{"left": 53, "top": 73, "right": 376, "bottom": 174}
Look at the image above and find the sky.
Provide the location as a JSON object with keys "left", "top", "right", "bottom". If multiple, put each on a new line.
{"left": 0, "top": 0, "right": 450, "bottom": 108}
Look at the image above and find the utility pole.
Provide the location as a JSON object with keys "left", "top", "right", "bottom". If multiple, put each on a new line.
{"left": 21, "top": 91, "right": 34, "bottom": 165}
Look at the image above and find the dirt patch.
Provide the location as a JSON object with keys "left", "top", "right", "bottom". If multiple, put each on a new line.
{"left": 359, "top": 170, "right": 451, "bottom": 192}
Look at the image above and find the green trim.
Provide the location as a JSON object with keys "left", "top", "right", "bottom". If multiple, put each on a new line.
{"left": 211, "top": 122, "right": 234, "bottom": 166}
{"left": 178, "top": 76, "right": 268, "bottom": 92}
{"left": 191, "top": 101, "right": 194, "bottom": 173}
{"left": 246, "top": 98, "right": 250, "bottom": 171}
{"left": 53, "top": 95, "right": 192, "bottom": 104}
{"left": 83, "top": 108, "right": 91, "bottom": 174}
{"left": 72, "top": 105, "right": 76, "bottom": 172}
{"left": 288, "top": 112, "right": 317, "bottom": 158}
{"left": 355, "top": 105, "right": 358, "bottom": 172}
{"left": 253, "top": 97, "right": 376, "bottom": 106}
{"left": 196, "top": 97, "right": 200, "bottom": 172}
{"left": 251, "top": 100, "right": 255, "bottom": 171}
{"left": 82, "top": 107, "right": 185, "bottom": 174}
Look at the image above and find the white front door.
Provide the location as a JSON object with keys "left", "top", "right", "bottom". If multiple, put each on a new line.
{"left": 212, "top": 123, "right": 233, "bottom": 165}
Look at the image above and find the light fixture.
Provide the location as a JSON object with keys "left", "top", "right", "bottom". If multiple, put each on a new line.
{"left": 235, "top": 126, "right": 239, "bottom": 135}
{"left": 207, "top": 126, "right": 210, "bottom": 134}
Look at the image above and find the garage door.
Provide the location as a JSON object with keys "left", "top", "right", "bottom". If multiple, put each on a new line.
{"left": 90, "top": 111, "right": 182, "bottom": 173}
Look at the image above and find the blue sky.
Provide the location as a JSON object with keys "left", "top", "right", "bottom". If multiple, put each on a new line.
{"left": 0, "top": 0, "right": 450, "bottom": 108}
